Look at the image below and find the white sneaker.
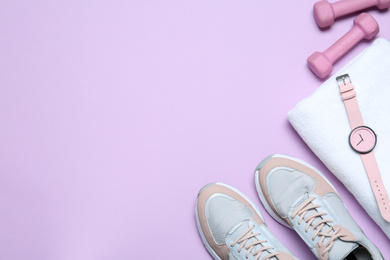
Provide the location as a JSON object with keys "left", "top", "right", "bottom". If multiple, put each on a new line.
{"left": 196, "top": 182, "right": 297, "bottom": 260}
{"left": 254, "top": 154, "right": 384, "bottom": 260}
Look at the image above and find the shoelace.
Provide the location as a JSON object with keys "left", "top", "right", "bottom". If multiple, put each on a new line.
{"left": 291, "top": 196, "right": 347, "bottom": 258}
{"left": 230, "top": 225, "right": 280, "bottom": 260}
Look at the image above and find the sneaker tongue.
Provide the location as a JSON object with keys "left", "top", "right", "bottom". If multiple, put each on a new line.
{"left": 328, "top": 240, "right": 359, "bottom": 260}
{"left": 227, "top": 220, "right": 274, "bottom": 260}
{"left": 227, "top": 220, "right": 252, "bottom": 239}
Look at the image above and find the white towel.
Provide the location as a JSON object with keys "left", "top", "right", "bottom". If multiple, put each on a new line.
{"left": 288, "top": 38, "right": 390, "bottom": 238}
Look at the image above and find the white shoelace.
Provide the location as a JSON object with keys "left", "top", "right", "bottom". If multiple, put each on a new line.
{"left": 230, "top": 225, "right": 279, "bottom": 260}
{"left": 291, "top": 196, "right": 347, "bottom": 259}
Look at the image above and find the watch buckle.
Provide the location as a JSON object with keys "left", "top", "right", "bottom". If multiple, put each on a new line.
{"left": 336, "top": 74, "right": 351, "bottom": 85}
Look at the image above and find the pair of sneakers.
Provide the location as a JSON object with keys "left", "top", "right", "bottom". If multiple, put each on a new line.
{"left": 195, "top": 154, "right": 383, "bottom": 260}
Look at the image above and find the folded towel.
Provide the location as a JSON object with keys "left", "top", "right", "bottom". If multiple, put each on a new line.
{"left": 288, "top": 38, "right": 390, "bottom": 238}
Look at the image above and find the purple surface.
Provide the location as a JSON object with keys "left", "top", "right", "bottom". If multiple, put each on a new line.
{"left": 1, "top": 1, "right": 389, "bottom": 259}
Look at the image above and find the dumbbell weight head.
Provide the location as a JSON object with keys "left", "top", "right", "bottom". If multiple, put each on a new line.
{"left": 354, "top": 12, "right": 380, "bottom": 40}
{"left": 313, "top": 0, "right": 335, "bottom": 28}
{"left": 307, "top": 52, "right": 333, "bottom": 79}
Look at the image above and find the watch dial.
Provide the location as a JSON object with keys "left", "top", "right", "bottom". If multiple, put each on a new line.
{"left": 349, "top": 126, "right": 377, "bottom": 153}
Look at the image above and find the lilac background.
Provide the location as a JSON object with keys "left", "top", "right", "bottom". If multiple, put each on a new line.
{"left": 1, "top": 1, "right": 389, "bottom": 259}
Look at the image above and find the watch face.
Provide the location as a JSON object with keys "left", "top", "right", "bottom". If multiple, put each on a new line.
{"left": 349, "top": 126, "right": 377, "bottom": 154}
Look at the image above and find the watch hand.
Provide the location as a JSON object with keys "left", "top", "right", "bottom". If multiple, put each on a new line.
{"left": 357, "top": 139, "right": 364, "bottom": 146}
{"left": 359, "top": 134, "right": 364, "bottom": 141}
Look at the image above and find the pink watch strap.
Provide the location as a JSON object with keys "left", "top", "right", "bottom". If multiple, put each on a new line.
{"left": 337, "top": 74, "right": 390, "bottom": 222}
{"left": 339, "top": 83, "right": 364, "bottom": 129}
{"left": 361, "top": 152, "right": 390, "bottom": 221}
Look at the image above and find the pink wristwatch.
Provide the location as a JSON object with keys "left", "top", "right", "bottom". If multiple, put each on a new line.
{"left": 337, "top": 74, "right": 390, "bottom": 222}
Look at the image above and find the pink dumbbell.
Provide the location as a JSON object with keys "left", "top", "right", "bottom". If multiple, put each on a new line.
{"left": 307, "top": 13, "right": 379, "bottom": 79}
{"left": 314, "top": 0, "right": 390, "bottom": 28}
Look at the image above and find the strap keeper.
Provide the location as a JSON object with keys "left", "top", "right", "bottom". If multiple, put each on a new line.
{"left": 341, "top": 91, "right": 356, "bottom": 100}
{"left": 339, "top": 82, "right": 354, "bottom": 94}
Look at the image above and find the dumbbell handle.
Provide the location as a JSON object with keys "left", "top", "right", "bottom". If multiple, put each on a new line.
{"left": 332, "top": 0, "right": 379, "bottom": 18}
{"left": 325, "top": 25, "right": 365, "bottom": 63}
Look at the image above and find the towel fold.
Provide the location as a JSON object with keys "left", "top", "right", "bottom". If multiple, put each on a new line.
{"left": 288, "top": 38, "right": 390, "bottom": 238}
